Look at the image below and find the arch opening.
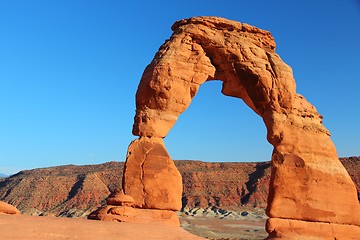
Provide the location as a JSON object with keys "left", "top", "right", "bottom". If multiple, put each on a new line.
{"left": 165, "top": 80, "right": 272, "bottom": 163}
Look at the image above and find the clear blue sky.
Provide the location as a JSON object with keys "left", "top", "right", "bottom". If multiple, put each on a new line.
{"left": 1, "top": 1, "right": 359, "bottom": 175}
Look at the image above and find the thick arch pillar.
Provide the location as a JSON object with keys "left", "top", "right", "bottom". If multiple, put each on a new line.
{"left": 123, "top": 17, "right": 360, "bottom": 238}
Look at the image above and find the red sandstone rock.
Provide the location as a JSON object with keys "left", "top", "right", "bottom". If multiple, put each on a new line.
{"left": 106, "top": 189, "right": 134, "bottom": 207}
{"left": 88, "top": 205, "right": 180, "bottom": 227}
{"left": 129, "top": 16, "right": 360, "bottom": 239}
{"left": 122, "top": 137, "right": 182, "bottom": 211}
{"left": 266, "top": 218, "right": 360, "bottom": 239}
{"left": 90, "top": 137, "right": 182, "bottom": 227}
{"left": 0, "top": 201, "right": 20, "bottom": 215}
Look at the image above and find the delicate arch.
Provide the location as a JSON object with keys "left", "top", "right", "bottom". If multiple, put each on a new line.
{"left": 124, "top": 17, "right": 360, "bottom": 238}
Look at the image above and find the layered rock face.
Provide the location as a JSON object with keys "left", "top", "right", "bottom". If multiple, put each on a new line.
{"left": 130, "top": 16, "right": 360, "bottom": 238}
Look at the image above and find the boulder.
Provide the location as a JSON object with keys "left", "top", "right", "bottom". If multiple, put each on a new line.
{"left": 106, "top": 189, "right": 134, "bottom": 207}
{"left": 0, "top": 201, "right": 20, "bottom": 215}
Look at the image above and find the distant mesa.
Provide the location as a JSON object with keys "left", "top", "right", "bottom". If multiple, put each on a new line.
{"left": 0, "top": 158, "right": 359, "bottom": 217}
{"left": 0, "top": 174, "right": 8, "bottom": 178}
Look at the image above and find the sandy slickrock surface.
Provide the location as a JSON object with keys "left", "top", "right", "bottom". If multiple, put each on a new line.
{"left": 0, "top": 214, "right": 204, "bottom": 240}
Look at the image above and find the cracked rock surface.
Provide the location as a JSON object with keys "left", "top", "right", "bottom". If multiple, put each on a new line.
{"left": 123, "top": 138, "right": 182, "bottom": 211}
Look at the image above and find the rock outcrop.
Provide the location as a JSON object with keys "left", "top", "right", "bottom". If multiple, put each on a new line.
{"left": 90, "top": 137, "right": 183, "bottom": 225}
{"left": 106, "top": 189, "right": 134, "bottom": 206}
{"left": 88, "top": 188, "right": 179, "bottom": 226}
{"left": 129, "top": 16, "right": 360, "bottom": 238}
{"left": 88, "top": 204, "right": 180, "bottom": 226}
{"left": 0, "top": 201, "right": 20, "bottom": 215}
{"left": 122, "top": 138, "right": 182, "bottom": 211}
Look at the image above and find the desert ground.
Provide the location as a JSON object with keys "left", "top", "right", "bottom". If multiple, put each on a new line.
{"left": 179, "top": 207, "right": 267, "bottom": 239}
{"left": 0, "top": 211, "right": 267, "bottom": 240}
{"left": 0, "top": 214, "right": 205, "bottom": 240}
{"left": 0, "top": 207, "right": 268, "bottom": 240}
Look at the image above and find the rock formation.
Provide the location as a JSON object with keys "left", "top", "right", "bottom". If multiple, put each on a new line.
{"left": 106, "top": 189, "right": 134, "bottom": 206}
{"left": 88, "top": 189, "right": 179, "bottom": 226}
{"left": 89, "top": 138, "right": 183, "bottom": 225}
{"left": 126, "top": 16, "right": 360, "bottom": 238}
{"left": 0, "top": 201, "right": 20, "bottom": 215}
{"left": 122, "top": 138, "right": 182, "bottom": 211}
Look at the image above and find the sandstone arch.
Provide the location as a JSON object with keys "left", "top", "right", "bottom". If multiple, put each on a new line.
{"left": 123, "top": 17, "right": 360, "bottom": 238}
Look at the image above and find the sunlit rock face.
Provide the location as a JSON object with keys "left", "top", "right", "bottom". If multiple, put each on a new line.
{"left": 124, "top": 16, "right": 360, "bottom": 238}
{"left": 123, "top": 137, "right": 182, "bottom": 211}
{"left": 0, "top": 201, "right": 20, "bottom": 215}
